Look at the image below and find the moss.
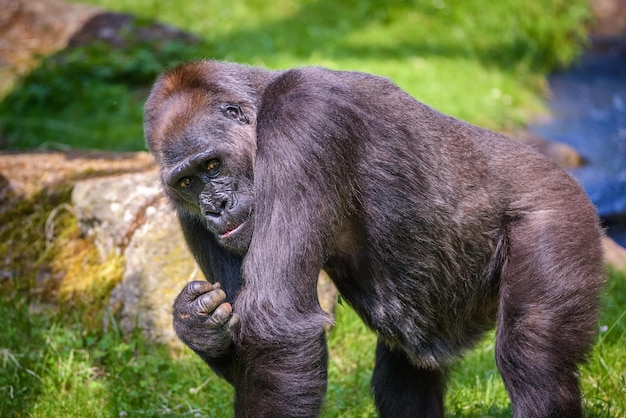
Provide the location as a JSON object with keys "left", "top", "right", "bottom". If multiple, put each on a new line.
{"left": 0, "top": 183, "right": 73, "bottom": 296}
{"left": 51, "top": 219, "right": 125, "bottom": 331}
{"left": 0, "top": 179, "right": 124, "bottom": 332}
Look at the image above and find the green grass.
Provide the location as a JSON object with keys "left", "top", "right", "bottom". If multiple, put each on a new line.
{"left": 1, "top": 268, "right": 624, "bottom": 417}
{"left": 0, "top": 0, "right": 589, "bottom": 150}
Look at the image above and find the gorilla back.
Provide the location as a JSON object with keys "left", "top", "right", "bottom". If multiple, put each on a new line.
{"left": 144, "top": 60, "right": 605, "bottom": 418}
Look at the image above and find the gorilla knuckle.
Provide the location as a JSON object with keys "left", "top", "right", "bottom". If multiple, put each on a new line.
{"left": 195, "top": 289, "right": 226, "bottom": 314}
{"left": 210, "top": 302, "right": 233, "bottom": 325}
{"left": 186, "top": 280, "right": 213, "bottom": 295}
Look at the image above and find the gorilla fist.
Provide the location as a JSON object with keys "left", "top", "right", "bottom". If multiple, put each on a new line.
{"left": 173, "top": 281, "right": 239, "bottom": 357}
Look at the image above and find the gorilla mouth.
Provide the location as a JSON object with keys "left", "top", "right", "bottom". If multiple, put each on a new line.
{"left": 219, "top": 216, "right": 249, "bottom": 239}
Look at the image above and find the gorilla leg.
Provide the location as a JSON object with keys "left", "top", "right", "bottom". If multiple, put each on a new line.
{"left": 372, "top": 340, "right": 446, "bottom": 418}
{"left": 495, "top": 214, "right": 603, "bottom": 418}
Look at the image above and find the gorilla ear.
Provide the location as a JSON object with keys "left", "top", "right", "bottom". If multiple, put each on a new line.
{"left": 220, "top": 103, "right": 249, "bottom": 124}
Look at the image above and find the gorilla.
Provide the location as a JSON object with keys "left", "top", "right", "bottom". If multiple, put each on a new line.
{"left": 144, "top": 60, "right": 605, "bottom": 418}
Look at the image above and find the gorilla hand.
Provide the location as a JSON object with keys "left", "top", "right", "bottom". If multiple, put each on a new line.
{"left": 173, "top": 281, "right": 240, "bottom": 357}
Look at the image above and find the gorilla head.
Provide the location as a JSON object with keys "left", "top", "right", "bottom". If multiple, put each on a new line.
{"left": 145, "top": 61, "right": 269, "bottom": 253}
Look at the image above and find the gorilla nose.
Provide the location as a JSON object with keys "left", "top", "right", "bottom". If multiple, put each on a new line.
{"left": 203, "top": 200, "right": 228, "bottom": 218}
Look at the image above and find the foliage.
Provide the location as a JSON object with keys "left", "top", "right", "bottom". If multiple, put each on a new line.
{"left": 0, "top": 40, "right": 203, "bottom": 151}
{"left": 1, "top": 0, "right": 590, "bottom": 150}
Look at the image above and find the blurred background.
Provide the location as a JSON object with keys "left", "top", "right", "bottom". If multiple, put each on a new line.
{"left": 0, "top": 0, "right": 599, "bottom": 149}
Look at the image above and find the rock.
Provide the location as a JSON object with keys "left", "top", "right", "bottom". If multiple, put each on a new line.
{"left": 72, "top": 171, "right": 162, "bottom": 258}
{"left": 0, "top": 151, "right": 156, "bottom": 293}
{"left": 318, "top": 270, "right": 339, "bottom": 322}
{"left": 68, "top": 10, "right": 200, "bottom": 49}
{"left": 0, "top": 151, "right": 155, "bottom": 200}
{"left": 512, "top": 131, "right": 586, "bottom": 168}
{"left": 72, "top": 171, "right": 193, "bottom": 346}
{"left": 106, "top": 198, "right": 198, "bottom": 347}
{"left": 602, "top": 235, "right": 626, "bottom": 269}
{"left": 590, "top": 0, "right": 626, "bottom": 38}
{"left": 0, "top": 0, "right": 99, "bottom": 65}
{"left": 0, "top": 0, "right": 200, "bottom": 97}
{"left": 0, "top": 0, "right": 99, "bottom": 95}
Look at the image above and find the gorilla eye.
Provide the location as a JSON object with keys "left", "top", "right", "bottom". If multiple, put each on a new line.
{"left": 221, "top": 103, "right": 248, "bottom": 124}
{"left": 179, "top": 177, "right": 193, "bottom": 188}
{"left": 206, "top": 159, "right": 221, "bottom": 175}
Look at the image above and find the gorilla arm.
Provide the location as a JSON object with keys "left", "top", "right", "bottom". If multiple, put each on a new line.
{"left": 173, "top": 212, "right": 243, "bottom": 383}
{"left": 228, "top": 69, "right": 360, "bottom": 417}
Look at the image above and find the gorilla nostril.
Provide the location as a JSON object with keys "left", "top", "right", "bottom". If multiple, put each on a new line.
{"left": 204, "top": 200, "right": 228, "bottom": 218}
{"left": 204, "top": 207, "right": 221, "bottom": 218}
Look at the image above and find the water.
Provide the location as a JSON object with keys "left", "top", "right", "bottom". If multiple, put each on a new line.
{"left": 530, "top": 40, "right": 626, "bottom": 246}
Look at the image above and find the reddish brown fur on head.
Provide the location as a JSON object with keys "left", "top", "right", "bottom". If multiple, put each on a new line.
{"left": 144, "top": 62, "right": 223, "bottom": 156}
{"left": 144, "top": 61, "right": 275, "bottom": 161}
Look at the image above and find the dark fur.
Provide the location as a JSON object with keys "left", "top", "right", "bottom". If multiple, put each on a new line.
{"left": 144, "top": 60, "right": 606, "bottom": 418}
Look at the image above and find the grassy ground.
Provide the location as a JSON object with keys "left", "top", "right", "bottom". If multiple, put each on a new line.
{"left": 0, "top": 268, "right": 624, "bottom": 417}
{"left": 1, "top": 0, "right": 589, "bottom": 150}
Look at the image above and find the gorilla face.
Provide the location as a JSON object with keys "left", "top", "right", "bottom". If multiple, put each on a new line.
{"left": 164, "top": 147, "right": 255, "bottom": 253}
{"left": 144, "top": 61, "right": 268, "bottom": 253}
{"left": 151, "top": 97, "right": 257, "bottom": 254}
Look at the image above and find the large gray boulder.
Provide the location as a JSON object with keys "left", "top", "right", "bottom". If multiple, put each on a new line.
{"left": 72, "top": 172, "right": 195, "bottom": 346}
{"left": 72, "top": 172, "right": 163, "bottom": 257}
{"left": 107, "top": 199, "right": 200, "bottom": 346}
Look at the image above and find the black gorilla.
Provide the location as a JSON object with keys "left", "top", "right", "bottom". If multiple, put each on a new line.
{"left": 144, "top": 60, "right": 605, "bottom": 418}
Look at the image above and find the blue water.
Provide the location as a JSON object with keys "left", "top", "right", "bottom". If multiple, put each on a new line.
{"left": 530, "top": 41, "right": 626, "bottom": 246}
